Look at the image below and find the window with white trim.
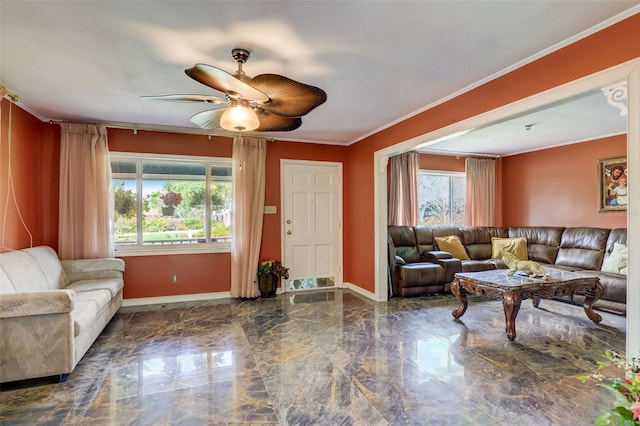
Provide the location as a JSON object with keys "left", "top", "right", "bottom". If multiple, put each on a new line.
{"left": 418, "top": 170, "right": 465, "bottom": 226}
{"left": 111, "top": 153, "right": 232, "bottom": 255}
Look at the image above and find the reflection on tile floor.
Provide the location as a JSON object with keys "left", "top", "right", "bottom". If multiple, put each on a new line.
{"left": 0, "top": 290, "right": 627, "bottom": 425}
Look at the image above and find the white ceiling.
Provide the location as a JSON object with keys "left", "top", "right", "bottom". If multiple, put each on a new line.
{"left": 1, "top": 1, "right": 637, "bottom": 155}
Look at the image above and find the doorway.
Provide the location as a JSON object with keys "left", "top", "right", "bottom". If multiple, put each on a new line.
{"left": 281, "top": 160, "right": 343, "bottom": 292}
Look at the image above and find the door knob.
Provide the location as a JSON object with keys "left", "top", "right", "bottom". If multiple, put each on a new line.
{"left": 287, "top": 230, "right": 292, "bottom": 235}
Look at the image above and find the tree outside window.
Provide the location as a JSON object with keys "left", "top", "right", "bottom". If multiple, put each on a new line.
{"left": 111, "top": 155, "right": 232, "bottom": 251}
{"left": 418, "top": 171, "right": 465, "bottom": 226}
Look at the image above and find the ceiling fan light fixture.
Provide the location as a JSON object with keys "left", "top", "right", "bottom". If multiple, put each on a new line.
{"left": 220, "top": 102, "right": 259, "bottom": 132}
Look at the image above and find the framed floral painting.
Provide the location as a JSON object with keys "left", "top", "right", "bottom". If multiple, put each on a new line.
{"left": 599, "top": 156, "right": 627, "bottom": 212}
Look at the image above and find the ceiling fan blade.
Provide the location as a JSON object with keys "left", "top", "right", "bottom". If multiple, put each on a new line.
{"left": 250, "top": 74, "right": 327, "bottom": 117}
{"left": 141, "top": 94, "right": 228, "bottom": 104}
{"left": 185, "top": 64, "right": 269, "bottom": 102}
{"left": 190, "top": 109, "right": 225, "bottom": 130}
{"left": 255, "top": 109, "right": 302, "bottom": 132}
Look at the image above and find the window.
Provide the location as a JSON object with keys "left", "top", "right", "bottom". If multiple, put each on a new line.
{"left": 418, "top": 170, "right": 465, "bottom": 226}
{"left": 111, "top": 153, "right": 232, "bottom": 255}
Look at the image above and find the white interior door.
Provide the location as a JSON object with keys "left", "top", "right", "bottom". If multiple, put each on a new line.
{"left": 282, "top": 161, "right": 342, "bottom": 291}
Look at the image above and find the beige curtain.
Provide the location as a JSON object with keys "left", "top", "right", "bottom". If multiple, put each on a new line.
{"left": 388, "top": 151, "right": 419, "bottom": 226}
{"left": 58, "top": 123, "right": 113, "bottom": 259}
{"left": 231, "top": 136, "right": 267, "bottom": 298}
{"left": 465, "top": 157, "right": 496, "bottom": 226}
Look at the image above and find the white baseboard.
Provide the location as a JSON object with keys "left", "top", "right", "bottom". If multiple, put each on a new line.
{"left": 122, "top": 292, "right": 231, "bottom": 307}
{"left": 344, "top": 282, "right": 377, "bottom": 301}
{"left": 121, "top": 285, "right": 376, "bottom": 307}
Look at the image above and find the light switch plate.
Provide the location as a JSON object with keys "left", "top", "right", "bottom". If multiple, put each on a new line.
{"left": 264, "top": 205, "right": 277, "bottom": 214}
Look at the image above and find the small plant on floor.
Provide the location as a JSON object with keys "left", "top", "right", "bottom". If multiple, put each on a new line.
{"left": 579, "top": 350, "right": 640, "bottom": 425}
{"left": 257, "top": 260, "right": 289, "bottom": 279}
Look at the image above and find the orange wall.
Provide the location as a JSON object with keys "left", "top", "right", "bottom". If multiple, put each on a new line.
{"left": 108, "top": 129, "right": 346, "bottom": 298}
{"left": 0, "top": 99, "right": 59, "bottom": 251}
{"left": 344, "top": 14, "right": 639, "bottom": 293}
{"left": 502, "top": 135, "right": 627, "bottom": 228}
{"left": 2, "top": 14, "right": 637, "bottom": 298}
{"left": 419, "top": 153, "right": 466, "bottom": 172}
{"left": 262, "top": 141, "right": 347, "bottom": 261}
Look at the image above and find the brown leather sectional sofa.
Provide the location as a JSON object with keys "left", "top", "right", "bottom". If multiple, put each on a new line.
{"left": 388, "top": 225, "right": 627, "bottom": 315}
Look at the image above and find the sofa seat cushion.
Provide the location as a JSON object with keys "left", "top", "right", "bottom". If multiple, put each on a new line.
{"left": 543, "top": 264, "right": 578, "bottom": 273}
{"left": 66, "top": 278, "right": 124, "bottom": 299}
{"left": 72, "top": 289, "right": 112, "bottom": 337}
{"left": 460, "top": 260, "right": 496, "bottom": 273}
{"left": 399, "top": 263, "right": 444, "bottom": 287}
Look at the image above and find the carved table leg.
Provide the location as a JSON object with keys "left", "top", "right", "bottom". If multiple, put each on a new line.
{"left": 502, "top": 290, "right": 522, "bottom": 341}
{"left": 583, "top": 280, "right": 604, "bottom": 324}
{"left": 451, "top": 278, "right": 468, "bottom": 319}
{"left": 532, "top": 295, "right": 541, "bottom": 308}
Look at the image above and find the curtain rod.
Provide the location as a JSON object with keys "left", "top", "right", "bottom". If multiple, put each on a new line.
{"left": 418, "top": 148, "right": 501, "bottom": 159}
{"left": 0, "top": 85, "right": 20, "bottom": 103}
{"left": 48, "top": 119, "right": 273, "bottom": 141}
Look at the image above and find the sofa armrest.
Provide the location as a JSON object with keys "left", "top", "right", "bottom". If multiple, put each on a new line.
{"left": 61, "top": 258, "right": 125, "bottom": 282}
{"left": 0, "top": 290, "right": 75, "bottom": 319}
{"left": 422, "top": 250, "right": 453, "bottom": 261}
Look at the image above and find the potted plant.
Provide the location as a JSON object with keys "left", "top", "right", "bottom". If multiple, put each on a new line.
{"left": 579, "top": 351, "right": 640, "bottom": 425}
{"left": 160, "top": 191, "right": 183, "bottom": 216}
{"left": 256, "top": 259, "right": 289, "bottom": 298}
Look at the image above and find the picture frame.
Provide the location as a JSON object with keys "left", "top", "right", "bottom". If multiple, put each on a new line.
{"left": 599, "top": 156, "right": 627, "bottom": 212}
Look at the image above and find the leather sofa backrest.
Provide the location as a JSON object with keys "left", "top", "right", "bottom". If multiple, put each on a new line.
{"left": 603, "top": 228, "right": 628, "bottom": 264}
{"left": 462, "top": 227, "right": 508, "bottom": 260}
{"left": 509, "top": 227, "right": 565, "bottom": 264}
{"left": 431, "top": 225, "right": 463, "bottom": 240}
{"left": 555, "top": 227, "right": 610, "bottom": 270}
{"left": 414, "top": 226, "right": 436, "bottom": 255}
{"left": 388, "top": 226, "right": 420, "bottom": 263}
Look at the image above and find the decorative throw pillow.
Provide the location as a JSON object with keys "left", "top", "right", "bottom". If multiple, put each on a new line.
{"left": 434, "top": 235, "right": 470, "bottom": 260}
{"left": 601, "top": 242, "right": 628, "bottom": 275}
{"left": 491, "top": 237, "right": 528, "bottom": 260}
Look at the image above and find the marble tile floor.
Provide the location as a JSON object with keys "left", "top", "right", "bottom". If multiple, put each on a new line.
{"left": 0, "top": 289, "right": 627, "bottom": 426}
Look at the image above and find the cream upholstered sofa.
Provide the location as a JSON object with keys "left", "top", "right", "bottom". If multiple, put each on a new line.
{"left": 0, "top": 246, "right": 124, "bottom": 382}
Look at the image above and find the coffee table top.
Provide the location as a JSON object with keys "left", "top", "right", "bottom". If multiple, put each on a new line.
{"left": 454, "top": 268, "right": 598, "bottom": 291}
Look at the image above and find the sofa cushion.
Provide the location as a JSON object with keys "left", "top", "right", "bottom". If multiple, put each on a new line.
{"left": 414, "top": 226, "right": 437, "bottom": 255}
{"left": 388, "top": 226, "right": 420, "bottom": 263}
{"left": 0, "top": 250, "right": 51, "bottom": 293}
{"left": 72, "top": 299, "right": 99, "bottom": 337}
{"left": 72, "top": 289, "right": 112, "bottom": 337}
{"left": 600, "top": 243, "right": 627, "bottom": 275}
{"left": 603, "top": 228, "right": 627, "bottom": 269}
{"left": 509, "top": 227, "right": 564, "bottom": 264}
{"left": 66, "top": 278, "right": 124, "bottom": 298}
{"left": 491, "top": 237, "right": 528, "bottom": 260}
{"left": 462, "top": 227, "right": 508, "bottom": 260}
{"left": 555, "top": 227, "right": 609, "bottom": 270}
{"left": 398, "top": 263, "right": 445, "bottom": 287}
{"left": 435, "top": 235, "right": 470, "bottom": 260}
{"left": 24, "top": 246, "right": 70, "bottom": 289}
{"left": 461, "top": 260, "right": 496, "bottom": 272}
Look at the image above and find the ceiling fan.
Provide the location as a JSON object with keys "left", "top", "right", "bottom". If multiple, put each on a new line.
{"left": 143, "top": 48, "right": 327, "bottom": 132}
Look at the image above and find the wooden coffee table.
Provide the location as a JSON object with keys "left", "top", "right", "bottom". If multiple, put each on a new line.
{"left": 450, "top": 269, "right": 604, "bottom": 341}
